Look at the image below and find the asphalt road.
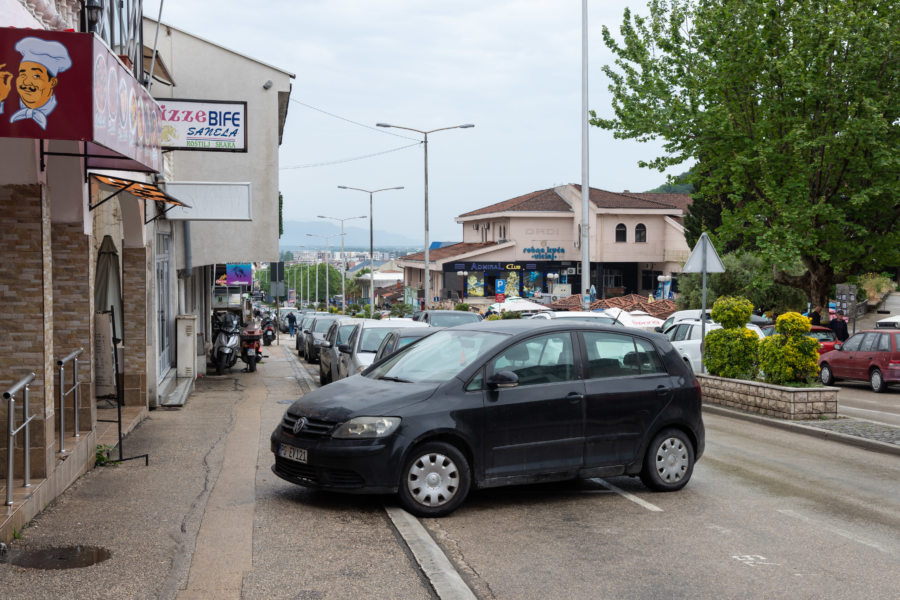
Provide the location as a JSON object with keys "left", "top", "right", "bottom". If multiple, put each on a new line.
{"left": 834, "top": 382, "right": 900, "bottom": 427}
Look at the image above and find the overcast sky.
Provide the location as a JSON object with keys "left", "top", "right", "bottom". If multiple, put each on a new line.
{"left": 144, "top": 1, "right": 686, "bottom": 244}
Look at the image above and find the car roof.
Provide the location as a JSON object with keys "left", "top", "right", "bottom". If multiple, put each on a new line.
{"left": 448, "top": 318, "right": 666, "bottom": 339}
{"left": 392, "top": 327, "right": 441, "bottom": 337}
{"left": 359, "top": 318, "right": 429, "bottom": 329}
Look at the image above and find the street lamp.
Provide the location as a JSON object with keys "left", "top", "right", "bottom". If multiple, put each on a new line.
{"left": 456, "top": 270, "right": 468, "bottom": 303}
{"left": 338, "top": 185, "right": 404, "bottom": 312}
{"left": 546, "top": 272, "right": 560, "bottom": 297}
{"left": 376, "top": 122, "right": 473, "bottom": 309}
{"left": 318, "top": 214, "right": 367, "bottom": 313}
{"left": 307, "top": 232, "right": 343, "bottom": 310}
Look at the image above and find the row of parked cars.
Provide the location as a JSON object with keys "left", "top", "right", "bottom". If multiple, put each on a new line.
{"left": 271, "top": 308, "right": 707, "bottom": 517}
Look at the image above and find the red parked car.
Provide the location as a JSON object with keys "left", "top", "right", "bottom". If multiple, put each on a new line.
{"left": 818, "top": 329, "right": 900, "bottom": 393}
{"left": 760, "top": 324, "right": 837, "bottom": 356}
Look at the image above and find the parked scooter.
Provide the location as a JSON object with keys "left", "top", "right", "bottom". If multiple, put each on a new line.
{"left": 240, "top": 321, "right": 263, "bottom": 372}
{"left": 211, "top": 311, "right": 242, "bottom": 375}
{"left": 261, "top": 312, "right": 277, "bottom": 346}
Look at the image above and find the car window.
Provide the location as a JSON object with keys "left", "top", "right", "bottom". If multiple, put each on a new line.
{"left": 397, "top": 335, "right": 421, "bottom": 349}
{"left": 634, "top": 338, "right": 667, "bottom": 374}
{"left": 875, "top": 333, "right": 890, "bottom": 352}
{"left": 465, "top": 368, "right": 484, "bottom": 392}
{"left": 582, "top": 331, "right": 641, "bottom": 379}
{"left": 312, "top": 319, "right": 333, "bottom": 333}
{"left": 842, "top": 334, "right": 863, "bottom": 352}
{"left": 894, "top": 333, "right": 900, "bottom": 352}
{"left": 808, "top": 330, "right": 835, "bottom": 342}
{"left": 359, "top": 328, "right": 394, "bottom": 353}
{"left": 673, "top": 324, "right": 690, "bottom": 342}
{"left": 490, "top": 333, "right": 575, "bottom": 386}
{"left": 337, "top": 324, "right": 357, "bottom": 345}
{"left": 325, "top": 323, "right": 339, "bottom": 343}
{"left": 428, "top": 312, "right": 481, "bottom": 327}
{"left": 859, "top": 333, "right": 879, "bottom": 352}
{"left": 374, "top": 333, "right": 394, "bottom": 361}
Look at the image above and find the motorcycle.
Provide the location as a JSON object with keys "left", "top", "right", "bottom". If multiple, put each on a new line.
{"left": 261, "top": 312, "right": 277, "bottom": 346}
{"left": 211, "top": 311, "right": 242, "bottom": 375}
{"left": 240, "top": 321, "right": 263, "bottom": 372}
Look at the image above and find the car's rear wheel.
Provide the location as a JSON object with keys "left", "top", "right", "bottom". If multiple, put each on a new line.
{"left": 399, "top": 442, "right": 470, "bottom": 517}
{"left": 820, "top": 363, "right": 834, "bottom": 386}
{"left": 870, "top": 368, "right": 886, "bottom": 393}
{"left": 639, "top": 428, "right": 694, "bottom": 492}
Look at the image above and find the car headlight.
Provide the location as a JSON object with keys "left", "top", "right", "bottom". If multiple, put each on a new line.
{"left": 332, "top": 417, "right": 400, "bottom": 439}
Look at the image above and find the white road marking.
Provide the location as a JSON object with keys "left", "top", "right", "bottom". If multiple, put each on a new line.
{"left": 386, "top": 507, "right": 478, "bottom": 600}
{"left": 732, "top": 554, "right": 780, "bottom": 567}
{"left": 777, "top": 509, "right": 890, "bottom": 554}
{"left": 589, "top": 478, "right": 663, "bottom": 512}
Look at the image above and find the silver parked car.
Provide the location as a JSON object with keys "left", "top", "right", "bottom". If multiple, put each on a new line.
{"left": 335, "top": 318, "right": 429, "bottom": 380}
{"left": 318, "top": 317, "right": 363, "bottom": 385}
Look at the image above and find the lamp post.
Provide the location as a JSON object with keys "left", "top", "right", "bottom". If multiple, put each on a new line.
{"left": 338, "top": 185, "right": 404, "bottom": 313}
{"left": 456, "top": 270, "right": 468, "bottom": 303}
{"left": 376, "top": 122, "right": 473, "bottom": 309}
{"left": 317, "top": 214, "right": 366, "bottom": 313}
{"left": 307, "top": 232, "right": 343, "bottom": 310}
{"left": 546, "top": 272, "right": 560, "bottom": 298}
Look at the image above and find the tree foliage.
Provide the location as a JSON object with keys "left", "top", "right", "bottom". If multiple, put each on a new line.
{"left": 595, "top": 0, "right": 900, "bottom": 308}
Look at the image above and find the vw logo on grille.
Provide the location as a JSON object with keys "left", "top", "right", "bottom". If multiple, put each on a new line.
{"left": 292, "top": 417, "right": 308, "bottom": 435}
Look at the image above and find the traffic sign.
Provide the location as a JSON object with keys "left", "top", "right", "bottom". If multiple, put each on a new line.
{"left": 496, "top": 293, "right": 505, "bottom": 304}
{"left": 682, "top": 232, "right": 725, "bottom": 273}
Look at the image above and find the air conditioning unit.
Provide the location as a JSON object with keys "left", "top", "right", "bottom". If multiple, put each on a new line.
{"left": 566, "top": 267, "right": 577, "bottom": 275}
{"left": 176, "top": 315, "right": 198, "bottom": 379}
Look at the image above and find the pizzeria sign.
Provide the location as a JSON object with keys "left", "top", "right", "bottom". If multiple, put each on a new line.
{"left": 158, "top": 99, "right": 247, "bottom": 152}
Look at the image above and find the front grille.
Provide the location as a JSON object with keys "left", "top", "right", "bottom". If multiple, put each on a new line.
{"left": 274, "top": 456, "right": 364, "bottom": 488}
{"left": 281, "top": 413, "right": 336, "bottom": 438}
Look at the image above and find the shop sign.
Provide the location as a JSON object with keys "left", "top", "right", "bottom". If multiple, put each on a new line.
{"left": 523, "top": 246, "right": 565, "bottom": 260}
{"left": 448, "top": 261, "right": 541, "bottom": 272}
{"left": 226, "top": 263, "right": 252, "bottom": 286}
{"left": 158, "top": 99, "right": 247, "bottom": 152}
{"left": 0, "top": 28, "right": 162, "bottom": 172}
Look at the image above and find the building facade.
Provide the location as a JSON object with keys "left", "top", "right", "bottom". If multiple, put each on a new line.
{"left": 396, "top": 184, "right": 691, "bottom": 306}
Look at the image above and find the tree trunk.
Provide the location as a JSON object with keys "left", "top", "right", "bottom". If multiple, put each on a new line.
{"left": 774, "top": 256, "right": 834, "bottom": 312}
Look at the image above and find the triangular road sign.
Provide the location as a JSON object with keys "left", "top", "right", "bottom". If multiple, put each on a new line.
{"left": 682, "top": 232, "right": 726, "bottom": 273}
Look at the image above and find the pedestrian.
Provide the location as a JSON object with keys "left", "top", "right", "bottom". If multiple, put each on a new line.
{"left": 828, "top": 310, "right": 849, "bottom": 342}
{"left": 286, "top": 311, "right": 297, "bottom": 337}
{"left": 809, "top": 305, "right": 822, "bottom": 326}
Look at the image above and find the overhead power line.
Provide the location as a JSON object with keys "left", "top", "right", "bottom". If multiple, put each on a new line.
{"left": 280, "top": 141, "right": 422, "bottom": 170}
{"left": 289, "top": 98, "right": 421, "bottom": 141}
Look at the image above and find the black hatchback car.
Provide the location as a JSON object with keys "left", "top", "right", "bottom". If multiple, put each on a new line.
{"left": 271, "top": 320, "right": 704, "bottom": 517}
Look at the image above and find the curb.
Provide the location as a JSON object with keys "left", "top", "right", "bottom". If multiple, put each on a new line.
{"left": 702, "top": 403, "right": 900, "bottom": 457}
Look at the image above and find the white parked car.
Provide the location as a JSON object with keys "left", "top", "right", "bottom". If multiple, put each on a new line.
{"left": 335, "top": 318, "right": 429, "bottom": 380}
{"left": 663, "top": 319, "right": 765, "bottom": 373}
{"left": 526, "top": 311, "right": 624, "bottom": 326}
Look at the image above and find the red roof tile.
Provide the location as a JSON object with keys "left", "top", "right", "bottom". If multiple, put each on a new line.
{"left": 571, "top": 185, "right": 687, "bottom": 211}
{"left": 399, "top": 242, "right": 499, "bottom": 263}
{"left": 550, "top": 293, "right": 677, "bottom": 319}
{"left": 458, "top": 188, "right": 572, "bottom": 218}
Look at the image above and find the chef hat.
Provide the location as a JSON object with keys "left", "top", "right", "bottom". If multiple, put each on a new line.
{"left": 15, "top": 37, "right": 72, "bottom": 77}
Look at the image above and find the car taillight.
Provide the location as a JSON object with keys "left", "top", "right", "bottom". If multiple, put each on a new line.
{"left": 693, "top": 378, "right": 702, "bottom": 402}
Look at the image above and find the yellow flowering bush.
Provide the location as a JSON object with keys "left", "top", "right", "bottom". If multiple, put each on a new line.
{"left": 758, "top": 312, "right": 820, "bottom": 385}
{"left": 704, "top": 296, "right": 759, "bottom": 378}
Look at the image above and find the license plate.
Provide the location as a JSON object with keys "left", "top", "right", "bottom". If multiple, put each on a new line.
{"left": 278, "top": 444, "right": 307, "bottom": 463}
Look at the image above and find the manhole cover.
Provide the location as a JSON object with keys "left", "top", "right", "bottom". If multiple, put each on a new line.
{"left": 5, "top": 545, "right": 111, "bottom": 570}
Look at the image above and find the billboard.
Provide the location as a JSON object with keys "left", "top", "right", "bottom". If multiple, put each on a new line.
{"left": 158, "top": 99, "right": 247, "bottom": 152}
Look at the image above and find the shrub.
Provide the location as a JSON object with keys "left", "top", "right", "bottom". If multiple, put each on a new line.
{"left": 710, "top": 296, "right": 753, "bottom": 329}
{"left": 855, "top": 272, "right": 896, "bottom": 303}
{"left": 486, "top": 314, "right": 502, "bottom": 321}
{"left": 454, "top": 303, "right": 470, "bottom": 312}
{"left": 758, "top": 312, "right": 820, "bottom": 385}
{"left": 499, "top": 310, "right": 522, "bottom": 319}
{"left": 704, "top": 296, "right": 758, "bottom": 378}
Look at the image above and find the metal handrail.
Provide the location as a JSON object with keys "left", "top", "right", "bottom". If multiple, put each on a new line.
{"left": 57, "top": 348, "right": 84, "bottom": 454}
{"left": 3, "top": 372, "right": 37, "bottom": 506}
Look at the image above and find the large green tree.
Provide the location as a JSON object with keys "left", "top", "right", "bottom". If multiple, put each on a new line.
{"left": 594, "top": 0, "right": 899, "bottom": 308}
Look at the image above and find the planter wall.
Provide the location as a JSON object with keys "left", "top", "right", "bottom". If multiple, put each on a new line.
{"left": 698, "top": 374, "right": 838, "bottom": 420}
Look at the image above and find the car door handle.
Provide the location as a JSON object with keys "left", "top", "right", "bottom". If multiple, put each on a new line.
{"left": 656, "top": 385, "right": 670, "bottom": 396}
{"left": 566, "top": 392, "right": 584, "bottom": 403}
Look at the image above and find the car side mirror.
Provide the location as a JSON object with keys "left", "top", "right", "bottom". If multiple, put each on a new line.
{"left": 320, "top": 340, "right": 332, "bottom": 349}
{"left": 654, "top": 326, "right": 662, "bottom": 333}
{"left": 487, "top": 370, "right": 519, "bottom": 389}
{"left": 833, "top": 342, "right": 843, "bottom": 351}
{"left": 338, "top": 344, "right": 351, "bottom": 354}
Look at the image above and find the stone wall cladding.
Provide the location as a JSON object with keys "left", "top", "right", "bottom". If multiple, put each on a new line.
{"left": 698, "top": 374, "right": 838, "bottom": 420}
{"left": 52, "top": 223, "right": 94, "bottom": 433}
{"left": 122, "top": 246, "right": 148, "bottom": 407}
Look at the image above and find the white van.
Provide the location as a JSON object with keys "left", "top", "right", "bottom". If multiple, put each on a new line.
{"left": 657, "top": 310, "right": 711, "bottom": 333}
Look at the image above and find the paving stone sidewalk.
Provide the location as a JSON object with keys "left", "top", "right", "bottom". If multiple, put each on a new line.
{"left": 801, "top": 418, "right": 900, "bottom": 446}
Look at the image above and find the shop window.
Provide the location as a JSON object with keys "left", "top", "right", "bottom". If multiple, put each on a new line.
{"left": 603, "top": 270, "right": 624, "bottom": 288}
{"left": 642, "top": 270, "right": 662, "bottom": 290}
{"left": 635, "top": 223, "right": 647, "bottom": 243}
{"left": 615, "top": 224, "right": 627, "bottom": 242}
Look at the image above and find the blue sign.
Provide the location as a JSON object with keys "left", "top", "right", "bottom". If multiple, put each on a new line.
{"left": 495, "top": 279, "right": 506, "bottom": 294}
{"left": 523, "top": 246, "right": 565, "bottom": 260}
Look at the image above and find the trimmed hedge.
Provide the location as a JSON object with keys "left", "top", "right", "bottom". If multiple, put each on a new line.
{"left": 758, "top": 312, "right": 820, "bottom": 385}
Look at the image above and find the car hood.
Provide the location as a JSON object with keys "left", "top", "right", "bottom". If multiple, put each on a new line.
{"left": 288, "top": 376, "right": 440, "bottom": 422}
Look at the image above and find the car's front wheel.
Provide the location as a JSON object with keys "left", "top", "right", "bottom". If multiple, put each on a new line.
{"left": 399, "top": 442, "right": 471, "bottom": 517}
{"left": 820, "top": 363, "right": 834, "bottom": 386}
{"left": 639, "top": 428, "right": 694, "bottom": 492}
{"left": 870, "top": 368, "right": 886, "bottom": 393}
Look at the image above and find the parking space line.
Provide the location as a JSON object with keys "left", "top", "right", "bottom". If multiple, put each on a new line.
{"left": 590, "top": 478, "right": 663, "bottom": 512}
{"left": 777, "top": 509, "right": 890, "bottom": 554}
{"left": 385, "top": 507, "right": 478, "bottom": 600}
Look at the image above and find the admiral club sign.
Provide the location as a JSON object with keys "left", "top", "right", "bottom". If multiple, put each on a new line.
{"left": 158, "top": 99, "right": 247, "bottom": 152}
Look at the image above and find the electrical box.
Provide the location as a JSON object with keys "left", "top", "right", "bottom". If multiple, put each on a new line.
{"left": 176, "top": 315, "right": 198, "bottom": 379}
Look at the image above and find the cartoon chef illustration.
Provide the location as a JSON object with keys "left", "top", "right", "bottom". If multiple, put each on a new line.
{"left": 0, "top": 37, "right": 72, "bottom": 130}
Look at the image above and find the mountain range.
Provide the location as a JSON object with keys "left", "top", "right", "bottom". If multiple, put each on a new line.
{"left": 280, "top": 220, "right": 424, "bottom": 250}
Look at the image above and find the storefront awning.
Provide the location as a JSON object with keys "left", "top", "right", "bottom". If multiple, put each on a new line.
{"left": 0, "top": 28, "right": 162, "bottom": 172}
{"left": 90, "top": 175, "right": 189, "bottom": 223}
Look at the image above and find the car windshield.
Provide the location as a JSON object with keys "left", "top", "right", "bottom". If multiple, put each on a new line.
{"left": 366, "top": 330, "right": 508, "bottom": 383}
{"left": 429, "top": 312, "right": 481, "bottom": 327}
{"left": 359, "top": 328, "right": 395, "bottom": 353}
{"left": 313, "top": 319, "right": 334, "bottom": 333}
{"left": 809, "top": 330, "right": 835, "bottom": 342}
